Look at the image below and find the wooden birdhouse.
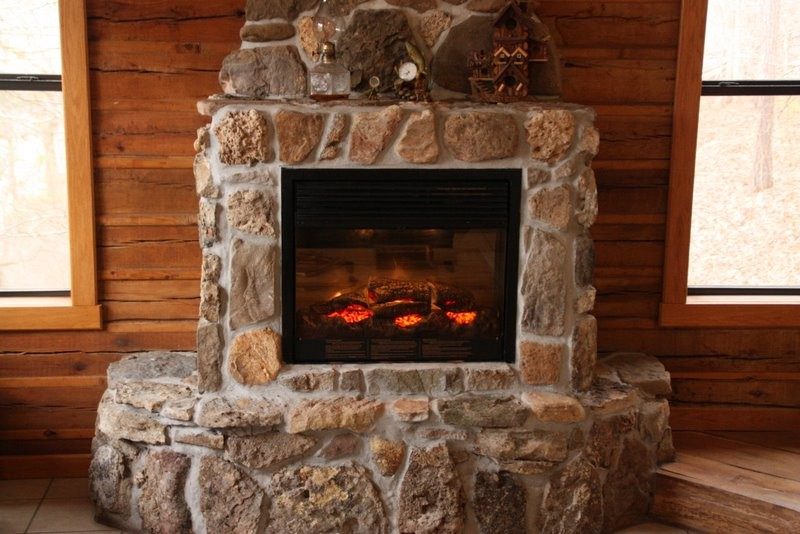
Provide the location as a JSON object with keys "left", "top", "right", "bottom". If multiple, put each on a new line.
{"left": 470, "top": 0, "right": 550, "bottom": 101}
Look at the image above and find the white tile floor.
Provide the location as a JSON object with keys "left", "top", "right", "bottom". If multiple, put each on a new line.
{"left": 0, "top": 477, "right": 691, "bottom": 534}
{"left": 0, "top": 479, "right": 117, "bottom": 534}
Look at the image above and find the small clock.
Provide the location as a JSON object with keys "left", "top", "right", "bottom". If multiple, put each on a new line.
{"left": 398, "top": 61, "right": 419, "bottom": 82}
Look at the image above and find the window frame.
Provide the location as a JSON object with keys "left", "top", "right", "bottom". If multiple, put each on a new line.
{"left": 660, "top": 0, "right": 800, "bottom": 328}
{"left": 0, "top": 0, "right": 101, "bottom": 330}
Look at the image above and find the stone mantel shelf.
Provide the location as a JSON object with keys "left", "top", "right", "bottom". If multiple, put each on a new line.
{"left": 197, "top": 94, "right": 591, "bottom": 117}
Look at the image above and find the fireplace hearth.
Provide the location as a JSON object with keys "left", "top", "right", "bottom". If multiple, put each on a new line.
{"left": 283, "top": 168, "right": 520, "bottom": 363}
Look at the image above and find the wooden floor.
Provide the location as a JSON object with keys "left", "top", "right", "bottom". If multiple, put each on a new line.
{"left": 653, "top": 431, "right": 800, "bottom": 533}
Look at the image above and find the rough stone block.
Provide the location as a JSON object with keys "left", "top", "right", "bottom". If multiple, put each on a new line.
{"left": 108, "top": 352, "right": 196, "bottom": 389}
{"left": 275, "top": 110, "right": 324, "bottom": 164}
{"left": 173, "top": 428, "right": 224, "bottom": 450}
{"left": 525, "top": 109, "right": 576, "bottom": 164}
{"left": 198, "top": 198, "right": 218, "bottom": 247}
{"left": 519, "top": 341, "right": 563, "bottom": 385}
{"left": 540, "top": 458, "right": 602, "bottom": 534}
{"left": 229, "top": 238, "right": 276, "bottom": 328}
{"left": 245, "top": 0, "right": 317, "bottom": 21}
{"left": 419, "top": 9, "right": 452, "bottom": 47}
{"left": 228, "top": 327, "right": 282, "bottom": 386}
{"left": 196, "top": 396, "right": 283, "bottom": 429}
{"left": 199, "top": 456, "right": 264, "bottom": 534}
{"left": 370, "top": 436, "right": 405, "bottom": 476}
{"left": 575, "top": 232, "right": 595, "bottom": 288}
{"left": 338, "top": 368, "right": 364, "bottom": 392}
{"left": 474, "top": 429, "right": 568, "bottom": 463}
{"left": 89, "top": 445, "right": 131, "bottom": 522}
{"left": 225, "top": 432, "right": 315, "bottom": 469}
{"left": 575, "top": 168, "right": 598, "bottom": 228}
{"left": 226, "top": 189, "right": 275, "bottom": 236}
{"left": 320, "top": 112, "right": 348, "bottom": 160}
{"left": 115, "top": 381, "right": 193, "bottom": 413}
{"left": 474, "top": 471, "right": 526, "bottom": 534}
{"left": 529, "top": 185, "right": 572, "bottom": 230}
{"left": 463, "top": 365, "right": 517, "bottom": 391}
{"left": 396, "top": 110, "right": 439, "bottom": 164}
{"left": 581, "top": 379, "right": 640, "bottom": 416}
{"left": 240, "top": 21, "right": 296, "bottom": 42}
{"left": 604, "top": 352, "right": 672, "bottom": 397}
{"left": 443, "top": 112, "right": 518, "bottom": 162}
{"left": 215, "top": 109, "right": 273, "bottom": 165}
{"left": 319, "top": 433, "right": 361, "bottom": 460}
{"left": 436, "top": 396, "right": 528, "bottom": 428}
{"left": 365, "top": 367, "right": 462, "bottom": 395}
{"left": 349, "top": 105, "right": 402, "bottom": 164}
{"left": 522, "top": 391, "right": 586, "bottom": 423}
{"left": 219, "top": 46, "right": 306, "bottom": 98}
{"left": 279, "top": 369, "right": 336, "bottom": 392}
{"left": 391, "top": 398, "right": 430, "bottom": 422}
{"left": 521, "top": 229, "right": 566, "bottom": 336}
{"left": 138, "top": 450, "right": 192, "bottom": 534}
{"left": 572, "top": 314, "right": 597, "bottom": 391}
{"left": 97, "top": 397, "right": 167, "bottom": 445}
{"left": 197, "top": 320, "right": 222, "bottom": 393}
{"left": 288, "top": 397, "right": 384, "bottom": 433}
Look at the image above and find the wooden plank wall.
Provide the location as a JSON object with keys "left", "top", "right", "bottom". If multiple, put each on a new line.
{"left": 0, "top": 0, "right": 797, "bottom": 477}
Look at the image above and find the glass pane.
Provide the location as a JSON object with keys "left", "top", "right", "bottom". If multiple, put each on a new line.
{"left": 0, "top": 90, "right": 70, "bottom": 291}
{"left": 703, "top": 0, "right": 799, "bottom": 81}
{"left": 688, "top": 95, "right": 800, "bottom": 287}
{"left": 295, "top": 228, "right": 506, "bottom": 361}
{"left": 0, "top": 0, "right": 61, "bottom": 74}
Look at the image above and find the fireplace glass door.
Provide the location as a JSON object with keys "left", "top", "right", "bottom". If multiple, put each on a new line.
{"left": 282, "top": 169, "right": 520, "bottom": 363}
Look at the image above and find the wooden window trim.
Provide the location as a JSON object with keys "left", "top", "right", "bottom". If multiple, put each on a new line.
{"left": 660, "top": 0, "right": 800, "bottom": 328}
{"left": 0, "top": 0, "right": 101, "bottom": 331}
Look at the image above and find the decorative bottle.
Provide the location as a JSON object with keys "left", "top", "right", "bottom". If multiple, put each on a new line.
{"left": 309, "top": 42, "right": 350, "bottom": 101}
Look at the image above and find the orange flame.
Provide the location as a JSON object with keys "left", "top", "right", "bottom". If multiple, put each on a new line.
{"left": 326, "top": 304, "right": 373, "bottom": 324}
{"left": 445, "top": 311, "right": 477, "bottom": 326}
{"left": 395, "top": 314, "right": 424, "bottom": 328}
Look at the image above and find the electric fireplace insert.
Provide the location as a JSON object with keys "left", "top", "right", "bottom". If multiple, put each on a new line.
{"left": 281, "top": 168, "right": 521, "bottom": 363}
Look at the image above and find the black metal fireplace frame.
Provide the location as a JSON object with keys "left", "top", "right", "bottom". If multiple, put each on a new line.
{"left": 281, "top": 168, "right": 522, "bottom": 364}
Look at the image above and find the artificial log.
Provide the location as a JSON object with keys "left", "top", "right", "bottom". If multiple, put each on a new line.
{"left": 372, "top": 300, "right": 431, "bottom": 318}
{"left": 311, "top": 291, "right": 369, "bottom": 315}
{"left": 368, "top": 279, "right": 431, "bottom": 304}
{"left": 431, "top": 283, "right": 475, "bottom": 311}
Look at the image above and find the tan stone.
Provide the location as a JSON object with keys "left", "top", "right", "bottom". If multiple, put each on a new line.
{"left": 279, "top": 370, "right": 336, "bottom": 392}
{"left": 396, "top": 110, "right": 439, "bottom": 164}
{"left": 370, "top": 437, "right": 406, "bottom": 476}
{"left": 225, "top": 433, "right": 316, "bottom": 469}
{"left": 463, "top": 365, "right": 517, "bottom": 391}
{"left": 194, "top": 125, "right": 210, "bottom": 153}
{"left": 519, "top": 341, "right": 563, "bottom": 385}
{"left": 436, "top": 396, "right": 529, "bottom": 428}
{"left": 338, "top": 369, "right": 364, "bottom": 392}
{"left": 275, "top": 110, "right": 324, "bottom": 164}
{"left": 575, "top": 168, "right": 598, "bottom": 228}
{"left": 444, "top": 112, "right": 518, "bottom": 162}
{"left": 398, "top": 444, "right": 464, "bottom": 533}
{"left": 193, "top": 153, "right": 219, "bottom": 198}
{"left": 240, "top": 21, "right": 295, "bottom": 42}
{"left": 520, "top": 228, "right": 566, "bottom": 335}
{"left": 138, "top": 450, "right": 192, "bottom": 534}
{"left": 214, "top": 110, "right": 273, "bottom": 165}
{"left": 198, "top": 456, "right": 264, "bottom": 534}
{"left": 115, "top": 381, "right": 193, "bottom": 412}
{"left": 522, "top": 391, "right": 586, "bottom": 423}
{"left": 229, "top": 239, "right": 276, "bottom": 328}
{"left": 228, "top": 328, "right": 282, "bottom": 386}
{"left": 319, "top": 433, "right": 361, "bottom": 460}
{"left": 226, "top": 189, "right": 275, "bottom": 236}
{"left": 288, "top": 397, "right": 384, "bottom": 433}
{"left": 97, "top": 396, "right": 167, "bottom": 445}
{"left": 581, "top": 379, "right": 640, "bottom": 415}
{"left": 198, "top": 199, "right": 217, "bottom": 248}
{"left": 474, "top": 429, "right": 568, "bottom": 463}
{"left": 416, "top": 427, "right": 470, "bottom": 441}
{"left": 201, "top": 253, "right": 221, "bottom": 283}
{"left": 525, "top": 109, "right": 576, "bottom": 163}
{"left": 199, "top": 279, "right": 220, "bottom": 322}
{"left": 639, "top": 399, "right": 670, "bottom": 442}
{"left": 604, "top": 352, "right": 672, "bottom": 397}
{"left": 197, "top": 320, "right": 222, "bottom": 392}
{"left": 174, "top": 428, "right": 224, "bottom": 450}
{"left": 578, "top": 125, "right": 601, "bottom": 160}
{"left": 320, "top": 112, "right": 348, "bottom": 160}
{"left": 572, "top": 315, "right": 597, "bottom": 391}
{"left": 540, "top": 458, "right": 603, "bottom": 533}
{"left": 349, "top": 106, "right": 403, "bottom": 164}
{"left": 161, "top": 397, "right": 196, "bottom": 422}
{"left": 529, "top": 185, "right": 572, "bottom": 230}
{"left": 391, "top": 398, "right": 429, "bottom": 422}
{"left": 575, "top": 231, "right": 595, "bottom": 287}
{"left": 196, "top": 396, "right": 283, "bottom": 428}
{"left": 419, "top": 9, "right": 452, "bottom": 47}
{"left": 576, "top": 286, "right": 597, "bottom": 314}
{"left": 528, "top": 167, "right": 551, "bottom": 187}
{"left": 297, "top": 17, "right": 319, "bottom": 61}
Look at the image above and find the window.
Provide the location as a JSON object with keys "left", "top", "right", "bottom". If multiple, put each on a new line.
{"left": 0, "top": 0, "right": 100, "bottom": 330}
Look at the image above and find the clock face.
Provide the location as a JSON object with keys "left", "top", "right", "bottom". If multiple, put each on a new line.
{"left": 398, "top": 62, "right": 418, "bottom": 82}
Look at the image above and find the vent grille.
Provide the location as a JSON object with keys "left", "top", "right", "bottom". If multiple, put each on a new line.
{"left": 285, "top": 168, "right": 519, "bottom": 228}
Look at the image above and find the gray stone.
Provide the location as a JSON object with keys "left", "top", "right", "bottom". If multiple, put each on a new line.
{"left": 215, "top": 110, "right": 273, "bottom": 165}
{"left": 474, "top": 471, "right": 526, "bottom": 534}
{"left": 396, "top": 110, "right": 439, "bottom": 164}
{"left": 525, "top": 110, "right": 576, "bottom": 164}
{"left": 500, "top": 460, "right": 558, "bottom": 475}
{"left": 575, "top": 232, "right": 595, "bottom": 287}
{"left": 585, "top": 412, "right": 637, "bottom": 470}
{"left": 240, "top": 21, "right": 296, "bottom": 42}
{"left": 219, "top": 46, "right": 307, "bottom": 98}
{"left": 581, "top": 379, "right": 639, "bottom": 415}
{"left": 196, "top": 396, "right": 283, "bottom": 429}
{"left": 227, "top": 189, "right": 275, "bottom": 236}
{"left": 604, "top": 352, "right": 672, "bottom": 397}
{"left": 474, "top": 429, "right": 568, "bottom": 463}
{"left": 639, "top": 399, "right": 670, "bottom": 442}
{"left": 245, "top": 0, "right": 318, "bottom": 21}
{"left": 197, "top": 320, "right": 222, "bottom": 392}
{"left": 540, "top": 458, "right": 602, "bottom": 534}
{"left": 463, "top": 365, "right": 517, "bottom": 391}
{"left": 366, "top": 367, "right": 463, "bottom": 395}
{"left": 370, "top": 436, "right": 406, "bottom": 476}
{"left": 576, "top": 285, "right": 597, "bottom": 314}
{"left": 528, "top": 166, "right": 552, "bottom": 187}
{"left": 288, "top": 397, "right": 384, "bottom": 433}
{"left": 107, "top": 352, "right": 196, "bottom": 389}
{"left": 225, "top": 432, "right": 316, "bottom": 469}
{"left": 522, "top": 391, "right": 586, "bottom": 423}
{"left": 575, "top": 168, "right": 598, "bottom": 228}
{"left": 433, "top": 16, "right": 492, "bottom": 94}
{"left": 338, "top": 10, "right": 413, "bottom": 91}
{"left": 89, "top": 445, "right": 131, "bottom": 521}
{"left": 199, "top": 279, "right": 220, "bottom": 322}
{"left": 349, "top": 105, "right": 403, "bottom": 164}
{"left": 199, "top": 456, "right": 264, "bottom": 534}
{"left": 228, "top": 328, "right": 282, "bottom": 386}
{"left": 174, "top": 428, "right": 224, "bottom": 450}
{"left": 518, "top": 341, "right": 563, "bottom": 385}
{"left": 319, "top": 433, "right": 361, "bottom": 459}
{"left": 230, "top": 239, "right": 276, "bottom": 328}
{"left": 603, "top": 437, "right": 654, "bottom": 532}
{"left": 338, "top": 368, "right": 364, "bottom": 392}
{"left": 275, "top": 110, "right": 324, "bottom": 164}
{"left": 97, "top": 397, "right": 167, "bottom": 445}
{"left": 138, "top": 450, "right": 191, "bottom": 534}
{"left": 529, "top": 185, "right": 572, "bottom": 230}
{"left": 443, "top": 112, "right": 518, "bottom": 162}
{"left": 198, "top": 198, "right": 217, "bottom": 247}
{"left": 115, "top": 381, "right": 193, "bottom": 412}
{"left": 521, "top": 229, "right": 566, "bottom": 335}
{"left": 398, "top": 443, "right": 464, "bottom": 534}
{"left": 572, "top": 315, "right": 597, "bottom": 391}
{"left": 270, "top": 463, "right": 388, "bottom": 534}
{"left": 416, "top": 427, "right": 470, "bottom": 441}
{"left": 279, "top": 369, "right": 336, "bottom": 391}
{"left": 419, "top": 9, "right": 452, "bottom": 47}
{"left": 437, "top": 396, "right": 528, "bottom": 428}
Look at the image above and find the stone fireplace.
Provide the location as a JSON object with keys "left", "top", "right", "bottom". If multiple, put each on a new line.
{"left": 89, "top": 2, "right": 674, "bottom": 533}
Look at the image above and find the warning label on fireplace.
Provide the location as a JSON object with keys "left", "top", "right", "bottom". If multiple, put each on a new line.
{"left": 324, "top": 339, "right": 367, "bottom": 358}
{"left": 421, "top": 339, "right": 473, "bottom": 358}
{"left": 370, "top": 339, "right": 419, "bottom": 358}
